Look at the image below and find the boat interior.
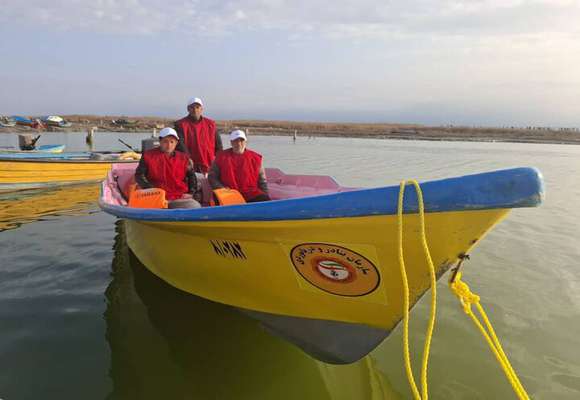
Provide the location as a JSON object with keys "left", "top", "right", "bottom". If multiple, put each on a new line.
{"left": 108, "top": 163, "right": 356, "bottom": 208}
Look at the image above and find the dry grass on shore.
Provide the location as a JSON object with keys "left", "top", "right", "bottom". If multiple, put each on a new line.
{"left": 1, "top": 114, "right": 579, "bottom": 145}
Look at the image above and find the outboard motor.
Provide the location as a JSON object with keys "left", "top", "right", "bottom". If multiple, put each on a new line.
{"left": 18, "top": 134, "right": 40, "bottom": 151}
{"left": 141, "top": 138, "right": 159, "bottom": 152}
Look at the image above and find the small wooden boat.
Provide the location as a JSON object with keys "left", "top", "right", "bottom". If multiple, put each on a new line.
{"left": 11, "top": 115, "right": 42, "bottom": 128}
{"left": 12, "top": 115, "right": 32, "bottom": 125}
{"left": 0, "top": 152, "right": 140, "bottom": 192}
{"left": 0, "top": 144, "right": 66, "bottom": 154}
{"left": 112, "top": 118, "right": 138, "bottom": 126}
{"left": 99, "top": 164, "right": 544, "bottom": 364}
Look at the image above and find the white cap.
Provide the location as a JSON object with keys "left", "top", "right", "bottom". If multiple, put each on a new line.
{"left": 159, "top": 127, "right": 179, "bottom": 139}
{"left": 229, "top": 129, "right": 247, "bottom": 141}
{"left": 187, "top": 97, "right": 204, "bottom": 107}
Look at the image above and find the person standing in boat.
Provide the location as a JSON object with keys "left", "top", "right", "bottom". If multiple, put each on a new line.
{"left": 174, "top": 97, "right": 223, "bottom": 175}
{"left": 208, "top": 130, "right": 270, "bottom": 203}
{"left": 135, "top": 128, "right": 201, "bottom": 209}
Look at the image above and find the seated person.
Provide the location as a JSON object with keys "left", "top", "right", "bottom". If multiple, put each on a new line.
{"left": 135, "top": 127, "right": 201, "bottom": 209}
{"left": 208, "top": 130, "right": 270, "bottom": 203}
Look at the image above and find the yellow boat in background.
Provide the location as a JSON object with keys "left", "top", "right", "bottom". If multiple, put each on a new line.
{"left": 0, "top": 183, "right": 100, "bottom": 232}
{"left": 0, "top": 152, "right": 139, "bottom": 192}
{"left": 100, "top": 165, "right": 544, "bottom": 364}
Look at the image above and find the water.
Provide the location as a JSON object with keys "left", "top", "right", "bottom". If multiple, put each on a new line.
{"left": 1, "top": 132, "right": 579, "bottom": 399}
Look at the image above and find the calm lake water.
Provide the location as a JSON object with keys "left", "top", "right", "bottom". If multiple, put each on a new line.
{"left": 1, "top": 132, "right": 579, "bottom": 399}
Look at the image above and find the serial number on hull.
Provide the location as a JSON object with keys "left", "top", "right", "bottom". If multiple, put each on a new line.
{"left": 210, "top": 240, "right": 247, "bottom": 260}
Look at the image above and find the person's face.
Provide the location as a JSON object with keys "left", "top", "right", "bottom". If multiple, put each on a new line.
{"left": 160, "top": 136, "right": 178, "bottom": 154}
{"left": 187, "top": 103, "right": 203, "bottom": 120}
{"left": 231, "top": 138, "right": 246, "bottom": 154}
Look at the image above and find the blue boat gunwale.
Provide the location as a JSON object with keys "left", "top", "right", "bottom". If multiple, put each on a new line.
{"left": 99, "top": 167, "right": 544, "bottom": 222}
{"left": 0, "top": 155, "right": 139, "bottom": 163}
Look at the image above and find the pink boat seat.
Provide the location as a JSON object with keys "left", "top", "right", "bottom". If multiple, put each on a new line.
{"left": 265, "top": 168, "right": 285, "bottom": 183}
{"left": 106, "top": 163, "right": 352, "bottom": 205}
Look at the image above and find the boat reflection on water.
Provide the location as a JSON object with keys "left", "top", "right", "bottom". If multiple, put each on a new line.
{"left": 105, "top": 220, "right": 403, "bottom": 400}
{"left": 0, "top": 183, "right": 100, "bottom": 232}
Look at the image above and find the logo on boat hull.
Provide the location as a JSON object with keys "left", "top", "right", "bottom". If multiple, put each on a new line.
{"left": 290, "top": 243, "right": 380, "bottom": 296}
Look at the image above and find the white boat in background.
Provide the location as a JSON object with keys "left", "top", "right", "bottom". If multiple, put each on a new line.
{"left": 41, "top": 115, "right": 72, "bottom": 128}
{"left": 0, "top": 117, "right": 16, "bottom": 127}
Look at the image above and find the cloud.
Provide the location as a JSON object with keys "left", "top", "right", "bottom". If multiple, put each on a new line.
{"left": 2, "top": 0, "right": 579, "bottom": 125}
{"left": 1, "top": 0, "right": 579, "bottom": 39}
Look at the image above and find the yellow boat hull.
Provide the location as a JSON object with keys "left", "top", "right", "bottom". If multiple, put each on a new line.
{"left": 0, "top": 159, "right": 136, "bottom": 191}
{"left": 106, "top": 220, "right": 402, "bottom": 397}
{"left": 125, "top": 208, "right": 508, "bottom": 332}
{"left": 101, "top": 166, "right": 542, "bottom": 362}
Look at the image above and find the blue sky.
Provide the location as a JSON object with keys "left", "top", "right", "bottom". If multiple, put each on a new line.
{"left": 1, "top": 0, "right": 579, "bottom": 126}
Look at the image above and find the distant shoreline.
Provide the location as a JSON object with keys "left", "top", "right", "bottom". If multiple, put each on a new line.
{"left": 1, "top": 114, "right": 579, "bottom": 145}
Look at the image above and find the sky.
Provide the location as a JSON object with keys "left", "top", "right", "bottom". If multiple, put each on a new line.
{"left": 1, "top": 0, "right": 579, "bottom": 127}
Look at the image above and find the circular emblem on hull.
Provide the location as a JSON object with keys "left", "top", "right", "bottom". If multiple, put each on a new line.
{"left": 290, "top": 243, "right": 380, "bottom": 296}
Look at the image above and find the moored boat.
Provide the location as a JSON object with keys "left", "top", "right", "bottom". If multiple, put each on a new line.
{"left": 0, "top": 116, "right": 16, "bottom": 127}
{"left": 99, "top": 164, "right": 544, "bottom": 364}
{"left": 105, "top": 219, "right": 400, "bottom": 398}
{"left": 0, "top": 151, "right": 92, "bottom": 160}
{"left": 11, "top": 115, "right": 33, "bottom": 126}
{"left": 40, "top": 115, "right": 73, "bottom": 128}
{"left": 11, "top": 115, "right": 44, "bottom": 128}
{"left": 0, "top": 152, "right": 140, "bottom": 192}
{"left": 0, "top": 144, "right": 66, "bottom": 154}
{"left": 112, "top": 118, "right": 138, "bottom": 126}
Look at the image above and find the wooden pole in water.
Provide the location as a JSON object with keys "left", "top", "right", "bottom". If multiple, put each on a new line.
{"left": 86, "top": 126, "right": 96, "bottom": 144}
{"left": 293, "top": 129, "right": 297, "bottom": 142}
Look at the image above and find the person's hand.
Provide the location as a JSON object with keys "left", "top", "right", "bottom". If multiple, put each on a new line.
{"left": 181, "top": 193, "right": 193, "bottom": 199}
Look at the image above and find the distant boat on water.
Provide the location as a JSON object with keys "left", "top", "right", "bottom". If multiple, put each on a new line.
{"left": 112, "top": 118, "right": 138, "bottom": 126}
{"left": 0, "top": 116, "right": 16, "bottom": 127}
{"left": 40, "top": 115, "right": 72, "bottom": 128}
{"left": 12, "top": 116, "right": 34, "bottom": 125}
{"left": 11, "top": 116, "right": 44, "bottom": 129}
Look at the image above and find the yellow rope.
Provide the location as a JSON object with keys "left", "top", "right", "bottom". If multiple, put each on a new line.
{"left": 397, "top": 179, "right": 531, "bottom": 400}
{"left": 397, "top": 180, "right": 437, "bottom": 400}
{"left": 449, "top": 273, "right": 530, "bottom": 400}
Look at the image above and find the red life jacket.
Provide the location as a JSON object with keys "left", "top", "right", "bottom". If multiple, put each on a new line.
{"left": 215, "top": 149, "right": 263, "bottom": 201}
{"left": 175, "top": 116, "right": 216, "bottom": 174}
{"left": 142, "top": 148, "right": 190, "bottom": 200}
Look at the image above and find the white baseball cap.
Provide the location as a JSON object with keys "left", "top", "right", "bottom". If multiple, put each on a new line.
{"left": 159, "top": 127, "right": 179, "bottom": 139}
{"left": 187, "top": 97, "right": 204, "bottom": 107}
{"left": 229, "top": 130, "right": 247, "bottom": 141}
